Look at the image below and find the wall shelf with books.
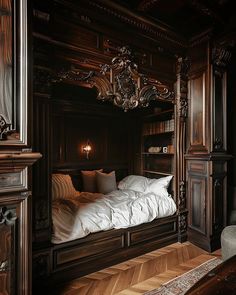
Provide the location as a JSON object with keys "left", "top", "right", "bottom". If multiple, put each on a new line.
{"left": 141, "top": 103, "right": 176, "bottom": 184}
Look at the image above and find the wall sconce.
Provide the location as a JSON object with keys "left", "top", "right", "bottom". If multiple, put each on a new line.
{"left": 82, "top": 140, "right": 92, "bottom": 159}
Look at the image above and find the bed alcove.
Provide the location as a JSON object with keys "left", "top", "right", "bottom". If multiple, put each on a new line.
{"left": 31, "top": 1, "right": 189, "bottom": 288}
{"left": 32, "top": 53, "right": 188, "bottom": 289}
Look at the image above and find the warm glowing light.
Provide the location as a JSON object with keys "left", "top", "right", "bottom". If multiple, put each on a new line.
{"left": 83, "top": 141, "right": 92, "bottom": 159}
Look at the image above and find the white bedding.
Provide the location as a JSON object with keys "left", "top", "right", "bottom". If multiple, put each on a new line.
{"left": 52, "top": 189, "right": 177, "bottom": 244}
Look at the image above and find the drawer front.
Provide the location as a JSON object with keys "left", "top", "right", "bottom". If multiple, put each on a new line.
{"left": 128, "top": 217, "right": 177, "bottom": 246}
{"left": 54, "top": 233, "right": 125, "bottom": 268}
{"left": 0, "top": 170, "right": 27, "bottom": 193}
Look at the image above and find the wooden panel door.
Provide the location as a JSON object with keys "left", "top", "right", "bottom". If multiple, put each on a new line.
{"left": 0, "top": 193, "right": 31, "bottom": 295}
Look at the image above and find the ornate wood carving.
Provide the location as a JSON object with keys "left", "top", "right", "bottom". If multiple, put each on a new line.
{"left": 0, "top": 115, "right": 11, "bottom": 140}
{"left": 0, "top": 207, "right": 17, "bottom": 226}
{"left": 54, "top": 46, "right": 174, "bottom": 111}
{"left": 55, "top": 67, "right": 94, "bottom": 83}
{"left": 212, "top": 46, "right": 231, "bottom": 77}
{"left": 213, "top": 137, "right": 223, "bottom": 151}
{"left": 179, "top": 181, "right": 186, "bottom": 210}
{"left": 98, "top": 46, "right": 174, "bottom": 111}
{"left": 0, "top": 260, "right": 9, "bottom": 272}
{"left": 175, "top": 56, "right": 189, "bottom": 243}
{"left": 178, "top": 212, "right": 188, "bottom": 234}
{"left": 176, "top": 57, "right": 190, "bottom": 119}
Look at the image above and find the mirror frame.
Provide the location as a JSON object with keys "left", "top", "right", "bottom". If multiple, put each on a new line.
{"left": 0, "top": 0, "right": 29, "bottom": 146}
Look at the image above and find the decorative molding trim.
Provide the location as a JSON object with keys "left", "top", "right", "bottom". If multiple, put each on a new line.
{"left": 87, "top": 0, "right": 186, "bottom": 49}
{"left": 189, "top": 29, "right": 212, "bottom": 47}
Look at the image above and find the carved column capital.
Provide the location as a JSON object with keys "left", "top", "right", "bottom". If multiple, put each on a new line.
{"left": 176, "top": 56, "right": 190, "bottom": 77}
{"left": 212, "top": 46, "right": 231, "bottom": 77}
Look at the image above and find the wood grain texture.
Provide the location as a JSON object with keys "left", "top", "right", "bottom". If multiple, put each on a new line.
{"left": 42, "top": 242, "right": 214, "bottom": 295}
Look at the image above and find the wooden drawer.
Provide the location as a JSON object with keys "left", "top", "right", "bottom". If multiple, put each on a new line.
{"left": 0, "top": 170, "right": 27, "bottom": 193}
{"left": 128, "top": 217, "right": 177, "bottom": 246}
{"left": 54, "top": 233, "right": 125, "bottom": 268}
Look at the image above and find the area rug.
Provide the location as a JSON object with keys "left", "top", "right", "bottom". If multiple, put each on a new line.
{"left": 144, "top": 257, "right": 222, "bottom": 295}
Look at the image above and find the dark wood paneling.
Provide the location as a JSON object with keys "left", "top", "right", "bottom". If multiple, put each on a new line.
{"left": 189, "top": 177, "right": 206, "bottom": 234}
{"left": 53, "top": 17, "right": 100, "bottom": 50}
{"left": 188, "top": 72, "right": 208, "bottom": 153}
{"left": 187, "top": 160, "right": 208, "bottom": 241}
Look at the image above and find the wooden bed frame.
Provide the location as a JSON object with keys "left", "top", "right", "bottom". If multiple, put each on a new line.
{"left": 33, "top": 167, "right": 184, "bottom": 287}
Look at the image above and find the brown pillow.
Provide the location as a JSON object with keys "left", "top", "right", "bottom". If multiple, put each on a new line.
{"left": 52, "top": 174, "right": 77, "bottom": 200}
{"left": 96, "top": 171, "right": 117, "bottom": 194}
{"left": 81, "top": 169, "right": 103, "bottom": 192}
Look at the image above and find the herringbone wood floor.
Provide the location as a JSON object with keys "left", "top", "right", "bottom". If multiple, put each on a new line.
{"left": 48, "top": 242, "right": 221, "bottom": 295}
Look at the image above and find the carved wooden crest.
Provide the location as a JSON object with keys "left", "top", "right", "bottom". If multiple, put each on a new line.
{"left": 98, "top": 46, "right": 174, "bottom": 111}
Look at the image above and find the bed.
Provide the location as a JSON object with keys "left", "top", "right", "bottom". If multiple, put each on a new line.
{"left": 49, "top": 171, "right": 179, "bottom": 282}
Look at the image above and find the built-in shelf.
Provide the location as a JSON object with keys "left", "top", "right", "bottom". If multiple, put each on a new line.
{"left": 144, "top": 109, "right": 174, "bottom": 120}
{"left": 143, "top": 131, "right": 174, "bottom": 137}
{"left": 142, "top": 152, "right": 174, "bottom": 155}
{"left": 143, "top": 170, "right": 173, "bottom": 176}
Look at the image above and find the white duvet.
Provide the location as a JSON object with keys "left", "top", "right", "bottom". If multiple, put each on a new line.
{"left": 52, "top": 189, "right": 176, "bottom": 244}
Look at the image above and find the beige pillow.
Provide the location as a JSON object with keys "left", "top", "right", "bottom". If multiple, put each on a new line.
{"left": 96, "top": 171, "right": 117, "bottom": 194}
{"left": 81, "top": 169, "right": 103, "bottom": 192}
{"left": 52, "top": 174, "right": 77, "bottom": 200}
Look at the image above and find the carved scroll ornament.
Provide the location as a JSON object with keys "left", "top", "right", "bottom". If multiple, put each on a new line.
{"left": 55, "top": 46, "right": 174, "bottom": 112}
{"left": 98, "top": 46, "right": 174, "bottom": 111}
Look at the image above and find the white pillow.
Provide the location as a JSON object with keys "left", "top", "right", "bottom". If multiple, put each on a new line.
{"left": 146, "top": 175, "right": 173, "bottom": 195}
{"left": 118, "top": 174, "right": 173, "bottom": 195}
{"left": 96, "top": 171, "right": 117, "bottom": 194}
{"left": 52, "top": 174, "right": 77, "bottom": 200}
{"left": 118, "top": 175, "right": 148, "bottom": 193}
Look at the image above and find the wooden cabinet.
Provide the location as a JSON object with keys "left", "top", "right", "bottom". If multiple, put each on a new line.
{"left": 0, "top": 0, "right": 41, "bottom": 294}
{"left": 185, "top": 36, "right": 232, "bottom": 251}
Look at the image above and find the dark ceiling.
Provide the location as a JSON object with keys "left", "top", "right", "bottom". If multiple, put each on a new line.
{"left": 112, "top": 0, "right": 235, "bottom": 38}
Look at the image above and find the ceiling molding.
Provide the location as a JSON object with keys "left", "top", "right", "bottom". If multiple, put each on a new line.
{"left": 86, "top": 0, "right": 188, "bottom": 49}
